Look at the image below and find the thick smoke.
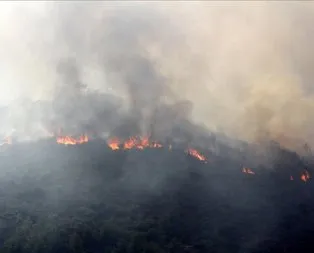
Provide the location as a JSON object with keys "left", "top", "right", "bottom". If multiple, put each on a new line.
{"left": 1, "top": 2, "right": 314, "bottom": 151}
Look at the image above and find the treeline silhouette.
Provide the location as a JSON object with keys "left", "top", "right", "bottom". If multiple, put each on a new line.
{"left": 0, "top": 139, "right": 313, "bottom": 253}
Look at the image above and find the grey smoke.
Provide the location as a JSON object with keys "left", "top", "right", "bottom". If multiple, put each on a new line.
{"left": 1, "top": 2, "right": 314, "bottom": 152}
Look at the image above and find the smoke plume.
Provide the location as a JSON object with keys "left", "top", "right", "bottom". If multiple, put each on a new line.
{"left": 1, "top": 1, "right": 314, "bottom": 151}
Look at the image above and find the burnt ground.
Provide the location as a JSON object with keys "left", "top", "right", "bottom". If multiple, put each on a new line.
{"left": 0, "top": 139, "right": 313, "bottom": 253}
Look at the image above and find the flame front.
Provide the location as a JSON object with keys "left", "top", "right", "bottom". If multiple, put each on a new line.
{"left": 301, "top": 170, "right": 310, "bottom": 182}
{"left": 186, "top": 148, "right": 207, "bottom": 162}
{"left": 107, "top": 137, "right": 207, "bottom": 162}
{"left": 107, "top": 136, "right": 163, "bottom": 151}
{"left": 242, "top": 167, "right": 255, "bottom": 175}
{"left": 56, "top": 135, "right": 89, "bottom": 145}
{"left": 124, "top": 136, "right": 137, "bottom": 149}
{"left": 107, "top": 137, "right": 120, "bottom": 150}
{"left": 2, "top": 131, "right": 313, "bottom": 183}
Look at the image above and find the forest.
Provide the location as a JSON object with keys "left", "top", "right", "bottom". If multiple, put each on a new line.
{"left": 0, "top": 138, "right": 313, "bottom": 253}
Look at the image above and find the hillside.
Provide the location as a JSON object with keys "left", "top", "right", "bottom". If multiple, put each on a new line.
{"left": 0, "top": 139, "right": 313, "bottom": 253}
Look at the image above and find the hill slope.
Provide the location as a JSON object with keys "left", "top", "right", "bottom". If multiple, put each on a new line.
{"left": 0, "top": 140, "right": 313, "bottom": 253}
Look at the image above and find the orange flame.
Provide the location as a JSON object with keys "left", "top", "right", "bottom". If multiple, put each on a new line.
{"left": 107, "top": 136, "right": 163, "bottom": 151}
{"left": 107, "top": 137, "right": 120, "bottom": 150}
{"left": 56, "top": 135, "right": 89, "bottom": 145}
{"left": 242, "top": 167, "right": 255, "bottom": 175}
{"left": 108, "top": 137, "right": 207, "bottom": 161}
{"left": 301, "top": 170, "right": 310, "bottom": 182}
{"left": 186, "top": 148, "right": 207, "bottom": 162}
{"left": 124, "top": 136, "right": 137, "bottom": 149}
{"left": 1, "top": 132, "right": 312, "bottom": 184}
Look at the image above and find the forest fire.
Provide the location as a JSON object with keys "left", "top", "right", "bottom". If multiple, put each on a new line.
{"left": 56, "top": 135, "right": 89, "bottom": 145}
{"left": 107, "top": 136, "right": 163, "bottom": 151}
{"left": 107, "top": 136, "right": 207, "bottom": 162}
{"left": 301, "top": 170, "right": 310, "bottom": 182}
{"left": 186, "top": 148, "right": 207, "bottom": 162}
{"left": 107, "top": 137, "right": 120, "bottom": 150}
{"left": 1, "top": 131, "right": 312, "bottom": 183}
{"left": 242, "top": 167, "right": 255, "bottom": 175}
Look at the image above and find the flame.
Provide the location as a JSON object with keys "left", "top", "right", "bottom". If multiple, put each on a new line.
{"left": 186, "top": 148, "right": 207, "bottom": 162}
{"left": 107, "top": 136, "right": 163, "bottom": 151}
{"left": 242, "top": 167, "right": 255, "bottom": 175}
{"left": 56, "top": 135, "right": 89, "bottom": 145}
{"left": 0, "top": 136, "right": 12, "bottom": 146}
{"left": 152, "top": 142, "right": 162, "bottom": 148}
{"left": 301, "top": 170, "right": 310, "bottom": 182}
{"left": 124, "top": 136, "right": 137, "bottom": 149}
{"left": 108, "top": 137, "right": 206, "bottom": 162}
{"left": 0, "top": 131, "right": 312, "bottom": 184}
{"left": 107, "top": 137, "right": 120, "bottom": 150}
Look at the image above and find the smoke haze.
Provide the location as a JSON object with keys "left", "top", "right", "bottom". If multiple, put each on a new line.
{"left": 1, "top": 1, "right": 314, "bottom": 151}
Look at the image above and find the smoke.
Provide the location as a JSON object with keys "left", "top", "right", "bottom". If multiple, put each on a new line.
{"left": 1, "top": 1, "right": 314, "bottom": 151}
